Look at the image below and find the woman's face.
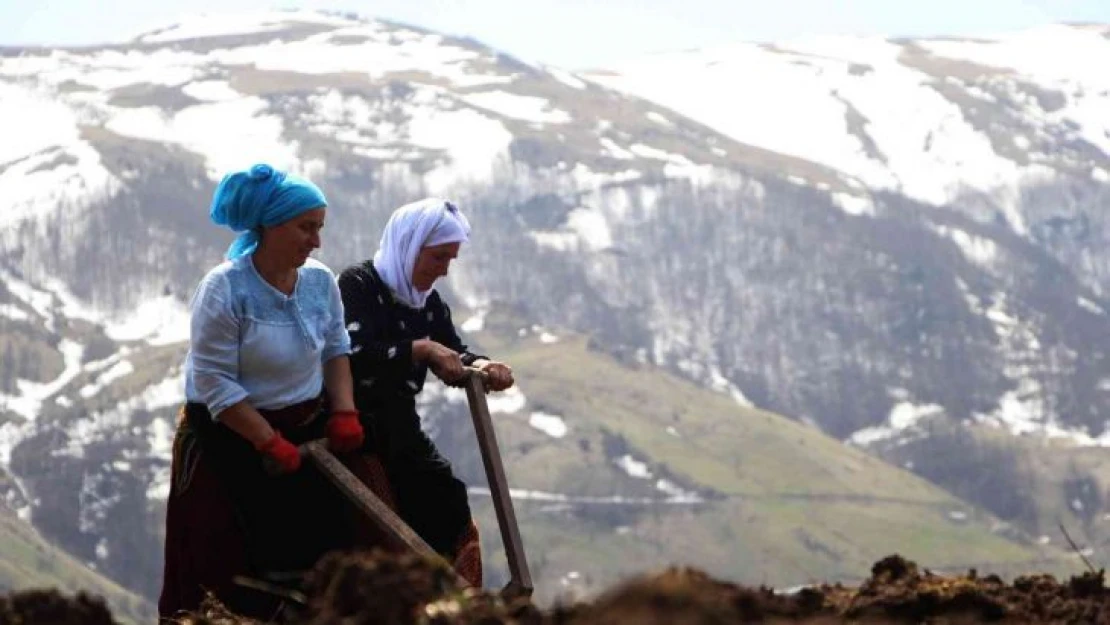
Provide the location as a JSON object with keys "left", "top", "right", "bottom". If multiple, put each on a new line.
{"left": 412, "top": 242, "right": 460, "bottom": 290}
{"left": 263, "top": 207, "right": 326, "bottom": 267}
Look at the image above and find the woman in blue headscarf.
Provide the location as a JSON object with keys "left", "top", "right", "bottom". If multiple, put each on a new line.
{"left": 159, "top": 164, "right": 367, "bottom": 620}
{"left": 337, "top": 197, "right": 515, "bottom": 588}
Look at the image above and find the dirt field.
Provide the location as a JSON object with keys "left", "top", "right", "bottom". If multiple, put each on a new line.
{"left": 2, "top": 551, "right": 1107, "bottom": 624}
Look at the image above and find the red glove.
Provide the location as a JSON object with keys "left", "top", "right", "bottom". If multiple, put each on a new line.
{"left": 326, "top": 410, "right": 364, "bottom": 453}
{"left": 256, "top": 431, "right": 301, "bottom": 473}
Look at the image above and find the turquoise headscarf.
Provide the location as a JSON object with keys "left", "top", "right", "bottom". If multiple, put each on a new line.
{"left": 209, "top": 163, "right": 328, "bottom": 260}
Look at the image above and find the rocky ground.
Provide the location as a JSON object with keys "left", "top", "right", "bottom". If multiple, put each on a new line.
{"left": 1, "top": 551, "right": 1107, "bottom": 624}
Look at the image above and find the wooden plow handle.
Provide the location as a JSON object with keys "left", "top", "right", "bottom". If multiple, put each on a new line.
{"left": 301, "top": 365, "right": 535, "bottom": 598}
{"left": 300, "top": 440, "right": 469, "bottom": 587}
{"left": 463, "top": 366, "right": 534, "bottom": 598}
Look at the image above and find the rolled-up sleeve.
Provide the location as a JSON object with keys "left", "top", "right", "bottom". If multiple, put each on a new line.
{"left": 189, "top": 274, "right": 248, "bottom": 417}
{"left": 323, "top": 277, "right": 352, "bottom": 362}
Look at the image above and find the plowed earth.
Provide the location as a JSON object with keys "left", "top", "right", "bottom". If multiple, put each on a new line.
{"left": 2, "top": 552, "right": 1107, "bottom": 624}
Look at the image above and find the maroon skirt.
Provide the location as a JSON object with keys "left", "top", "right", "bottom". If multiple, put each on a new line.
{"left": 157, "top": 398, "right": 402, "bottom": 620}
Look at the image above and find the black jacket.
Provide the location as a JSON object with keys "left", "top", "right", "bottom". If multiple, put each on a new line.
{"left": 336, "top": 261, "right": 484, "bottom": 414}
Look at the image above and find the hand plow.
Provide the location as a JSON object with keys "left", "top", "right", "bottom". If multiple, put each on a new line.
{"left": 302, "top": 367, "right": 533, "bottom": 598}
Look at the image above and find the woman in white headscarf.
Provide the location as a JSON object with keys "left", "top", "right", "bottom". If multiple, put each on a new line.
{"left": 337, "top": 198, "right": 513, "bottom": 587}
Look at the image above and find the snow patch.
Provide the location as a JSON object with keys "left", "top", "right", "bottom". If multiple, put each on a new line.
{"left": 706, "top": 365, "right": 754, "bottom": 408}
{"left": 299, "top": 83, "right": 518, "bottom": 195}
{"left": 530, "top": 206, "right": 613, "bottom": 253}
{"left": 135, "top": 10, "right": 355, "bottom": 43}
{"left": 0, "top": 270, "right": 58, "bottom": 323}
{"left": 469, "top": 486, "right": 702, "bottom": 505}
{"left": 1078, "top": 297, "right": 1105, "bottom": 316}
{"left": 592, "top": 35, "right": 1051, "bottom": 211}
{"left": 921, "top": 25, "right": 1110, "bottom": 157}
{"left": 655, "top": 479, "right": 702, "bottom": 503}
{"left": 566, "top": 208, "right": 612, "bottom": 251}
{"left": 546, "top": 66, "right": 587, "bottom": 89}
{"left": 932, "top": 225, "right": 998, "bottom": 265}
{"left": 487, "top": 386, "right": 526, "bottom": 414}
{"left": 462, "top": 91, "right": 572, "bottom": 124}
{"left": 0, "top": 84, "right": 121, "bottom": 231}
{"left": 146, "top": 409, "right": 179, "bottom": 499}
{"left": 614, "top": 452, "right": 708, "bottom": 502}
{"left": 974, "top": 384, "right": 1110, "bottom": 445}
{"left": 461, "top": 311, "right": 486, "bottom": 333}
{"left": 58, "top": 372, "right": 185, "bottom": 460}
{"left": 181, "top": 80, "right": 241, "bottom": 102}
{"left": 0, "top": 340, "right": 85, "bottom": 423}
{"left": 662, "top": 162, "right": 722, "bottom": 185}
{"left": 0, "top": 304, "right": 29, "bottom": 322}
{"left": 615, "top": 454, "right": 652, "bottom": 479}
{"left": 528, "top": 412, "right": 567, "bottom": 438}
{"left": 848, "top": 401, "right": 944, "bottom": 446}
{"left": 147, "top": 410, "right": 177, "bottom": 461}
{"left": 956, "top": 285, "right": 1110, "bottom": 445}
{"left": 629, "top": 143, "right": 694, "bottom": 166}
{"left": 3, "top": 47, "right": 204, "bottom": 92}
{"left": 831, "top": 192, "right": 875, "bottom": 216}
{"left": 78, "top": 472, "right": 121, "bottom": 535}
{"left": 213, "top": 22, "right": 511, "bottom": 87}
{"left": 600, "top": 137, "right": 635, "bottom": 160}
{"left": 405, "top": 99, "right": 514, "bottom": 195}
{"left": 105, "top": 97, "right": 301, "bottom": 179}
{"left": 416, "top": 378, "right": 468, "bottom": 407}
{"left": 529, "top": 230, "right": 576, "bottom": 252}
{"left": 0, "top": 271, "right": 115, "bottom": 335}
{"left": 646, "top": 111, "right": 674, "bottom": 127}
{"left": 78, "top": 360, "right": 135, "bottom": 399}
{"left": 102, "top": 294, "right": 190, "bottom": 345}
{"left": 568, "top": 164, "right": 643, "bottom": 189}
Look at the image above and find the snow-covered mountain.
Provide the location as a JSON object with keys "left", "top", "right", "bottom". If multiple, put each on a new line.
{"left": 589, "top": 25, "right": 1110, "bottom": 214}
{"left": 1, "top": 9, "right": 1109, "bottom": 602}
{"left": 587, "top": 23, "right": 1110, "bottom": 443}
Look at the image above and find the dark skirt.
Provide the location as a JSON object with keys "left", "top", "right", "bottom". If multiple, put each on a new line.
{"left": 369, "top": 396, "right": 475, "bottom": 561}
{"left": 157, "top": 398, "right": 400, "bottom": 620}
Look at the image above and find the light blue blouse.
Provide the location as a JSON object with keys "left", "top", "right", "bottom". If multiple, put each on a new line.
{"left": 184, "top": 256, "right": 351, "bottom": 418}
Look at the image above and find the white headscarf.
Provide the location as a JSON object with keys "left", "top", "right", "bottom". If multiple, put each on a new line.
{"left": 372, "top": 197, "right": 471, "bottom": 309}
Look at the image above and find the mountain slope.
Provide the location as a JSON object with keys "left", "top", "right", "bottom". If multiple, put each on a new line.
{"left": 3, "top": 13, "right": 1109, "bottom": 442}
{"left": 0, "top": 10, "right": 1106, "bottom": 605}
{"left": 0, "top": 502, "right": 154, "bottom": 623}
{"left": 435, "top": 310, "right": 1076, "bottom": 602}
{"left": 577, "top": 23, "right": 1110, "bottom": 559}
{"left": 0, "top": 277, "right": 1080, "bottom": 607}
{"left": 581, "top": 26, "right": 1110, "bottom": 445}
{"left": 869, "top": 417, "right": 1110, "bottom": 561}
{"left": 587, "top": 25, "right": 1110, "bottom": 212}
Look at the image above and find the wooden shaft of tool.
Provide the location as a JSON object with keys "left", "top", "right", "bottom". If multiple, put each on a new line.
{"left": 464, "top": 368, "right": 533, "bottom": 594}
{"left": 301, "top": 440, "right": 468, "bottom": 586}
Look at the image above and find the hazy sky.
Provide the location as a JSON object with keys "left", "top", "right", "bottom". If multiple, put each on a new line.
{"left": 3, "top": 0, "right": 1109, "bottom": 68}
